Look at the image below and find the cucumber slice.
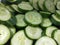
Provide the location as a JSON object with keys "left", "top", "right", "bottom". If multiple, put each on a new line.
{"left": 18, "top": 2, "right": 33, "bottom": 11}
{"left": 57, "top": 1, "right": 60, "bottom": 10}
{"left": 6, "top": 6, "right": 15, "bottom": 13}
{"left": 0, "top": 5, "right": 11, "bottom": 21}
{"left": 40, "top": 11, "right": 51, "bottom": 17}
{"left": 44, "top": 0, "right": 55, "bottom": 13}
{"left": 51, "top": 14, "right": 60, "bottom": 25}
{"left": 25, "top": 26, "right": 42, "bottom": 39}
{"left": 41, "top": 18, "right": 52, "bottom": 27}
{"left": 11, "top": 30, "right": 33, "bottom": 45}
{"left": 35, "top": 36, "right": 57, "bottom": 45}
{"left": 16, "top": 14, "right": 27, "bottom": 27}
{"left": 46, "top": 26, "right": 57, "bottom": 37}
{"left": 25, "top": 11, "right": 42, "bottom": 26}
{"left": 32, "top": 0, "right": 39, "bottom": 10}
{"left": 7, "top": 0, "right": 17, "bottom": 2}
{"left": 55, "top": 10, "right": 60, "bottom": 16}
{"left": 54, "top": 30, "right": 60, "bottom": 45}
{"left": 54, "top": 0, "right": 60, "bottom": 5}
{"left": 11, "top": 4, "right": 22, "bottom": 13}
{"left": 38, "top": 0, "right": 45, "bottom": 10}
{"left": 0, "top": 24, "right": 10, "bottom": 44}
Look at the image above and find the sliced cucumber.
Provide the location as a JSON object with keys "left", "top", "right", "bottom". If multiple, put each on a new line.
{"left": 54, "top": 30, "right": 60, "bottom": 45}
{"left": 46, "top": 26, "right": 58, "bottom": 37}
{"left": 0, "top": 24, "right": 10, "bottom": 44}
{"left": 44, "top": 0, "right": 55, "bottom": 13}
{"left": 0, "top": 5, "right": 11, "bottom": 21}
{"left": 32, "top": 0, "right": 39, "bottom": 10}
{"left": 38, "top": 0, "right": 45, "bottom": 10}
{"left": 35, "top": 36, "right": 57, "bottom": 45}
{"left": 41, "top": 18, "right": 52, "bottom": 27}
{"left": 54, "top": 0, "right": 60, "bottom": 5}
{"left": 11, "top": 4, "right": 22, "bottom": 13}
{"left": 57, "top": 1, "right": 60, "bottom": 10}
{"left": 25, "top": 11, "right": 42, "bottom": 26}
{"left": 40, "top": 11, "right": 51, "bottom": 17}
{"left": 25, "top": 26, "right": 42, "bottom": 39}
{"left": 18, "top": 2, "right": 33, "bottom": 11}
{"left": 55, "top": 10, "right": 60, "bottom": 16}
{"left": 51, "top": 14, "right": 60, "bottom": 25}
{"left": 6, "top": 6, "right": 15, "bottom": 13}
{"left": 15, "top": 14, "right": 27, "bottom": 27}
{"left": 11, "top": 30, "right": 33, "bottom": 45}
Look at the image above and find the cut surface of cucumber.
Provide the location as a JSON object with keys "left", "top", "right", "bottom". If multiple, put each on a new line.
{"left": 25, "top": 11, "right": 42, "bottom": 25}
{"left": 0, "top": 5, "right": 11, "bottom": 21}
{"left": 11, "top": 30, "right": 33, "bottom": 45}
{"left": 51, "top": 14, "right": 60, "bottom": 25}
{"left": 54, "top": 30, "right": 60, "bottom": 45}
{"left": 41, "top": 18, "right": 52, "bottom": 27}
{"left": 35, "top": 36, "right": 57, "bottom": 45}
{"left": 25, "top": 26, "right": 42, "bottom": 39}
{"left": 18, "top": 2, "right": 33, "bottom": 11}
{"left": 56, "top": 10, "right": 60, "bottom": 16}
{"left": 57, "top": 1, "right": 60, "bottom": 10}
{"left": 32, "top": 0, "right": 39, "bottom": 10}
{"left": 44, "top": 0, "right": 55, "bottom": 13}
{"left": 0, "top": 24, "right": 10, "bottom": 44}
{"left": 38, "top": 0, "right": 45, "bottom": 10}
{"left": 11, "top": 4, "right": 21, "bottom": 13}
{"left": 46, "top": 26, "right": 57, "bottom": 37}
{"left": 16, "top": 14, "right": 27, "bottom": 27}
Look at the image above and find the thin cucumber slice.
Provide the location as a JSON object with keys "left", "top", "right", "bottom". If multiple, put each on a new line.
{"left": 54, "top": 0, "right": 60, "bottom": 5}
{"left": 11, "top": 4, "right": 22, "bottom": 13}
{"left": 54, "top": 30, "right": 60, "bottom": 45}
{"left": 44, "top": 0, "right": 55, "bottom": 13}
{"left": 11, "top": 30, "right": 33, "bottom": 45}
{"left": 51, "top": 14, "right": 60, "bottom": 25}
{"left": 38, "top": 0, "right": 45, "bottom": 10}
{"left": 0, "top": 5, "right": 11, "bottom": 21}
{"left": 7, "top": 0, "right": 17, "bottom": 2}
{"left": 41, "top": 18, "right": 52, "bottom": 27}
{"left": 18, "top": 2, "right": 33, "bottom": 11}
{"left": 57, "top": 1, "right": 60, "bottom": 10}
{"left": 0, "top": 24, "right": 10, "bottom": 44}
{"left": 16, "top": 14, "right": 27, "bottom": 27}
{"left": 6, "top": 6, "right": 15, "bottom": 12}
{"left": 35, "top": 36, "right": 57, "bottom": 45}
{"left": 25, "top": 26, "right": 42, "bottom": 39}
{"left": 32, "top": 0, "right": 39, "bottom": 10}
{"left": 46, "top": 26, "right": 58, "bottom": 37}
{"left": 40, "top": 11, "right": 51, "bottom": 17}
{"left": 25, "top": 11, "right": 42, "bottom": 26}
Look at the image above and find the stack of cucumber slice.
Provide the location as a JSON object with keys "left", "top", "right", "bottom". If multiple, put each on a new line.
{"left": 0, "top": 0, "right": 60, "bottom": 45}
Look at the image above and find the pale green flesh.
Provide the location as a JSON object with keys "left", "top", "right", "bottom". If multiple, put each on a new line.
{"left": 46, "top": 26, "right": 57, "bottom": 37}
{"left": 41, "top": 18, "right": 52, "bottom": 27}
{"left": 0, "top": 6, "right": 11, "bottom": 21}
{"left": 35, "top": 36, "right": 57, "bottom": 45}
{"left": 25, "top": 11, "right": 42, "bottom": 25}
{"left": 16, "top": 14, "right": 27, "bottom": 27}
{"left": 38, "top": 0, "right": 45, "bottom": 10}
{"left": 0, "top": 24, "right": 10, "bottom": 44}
{"left": 54, "top": 30, "right": 60, "bottom": 45}
{"left": 25, "top": 26, "right": 42, "bottom": 39}
{"left": 52, "top": 14, "right": 60, "bottom": 22}
{"left": 11, "top": 30, "right": 33, "bottom": 45}
{"left": 45, "top": 0, "right": 55, "bottom": 13}
{"left": 18, "top": 2, "right": 33, "bottom": 10}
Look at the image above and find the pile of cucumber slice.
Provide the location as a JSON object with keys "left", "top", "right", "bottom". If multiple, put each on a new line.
{"left": 0, "top": 0, "right": 60, "bottom": 45}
